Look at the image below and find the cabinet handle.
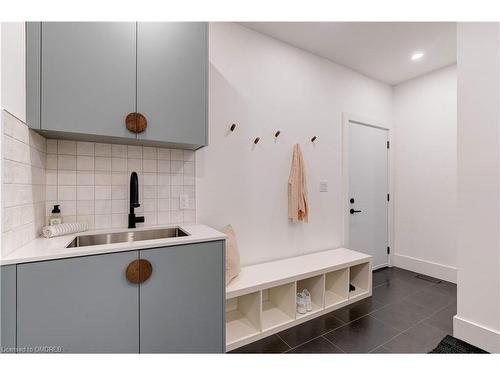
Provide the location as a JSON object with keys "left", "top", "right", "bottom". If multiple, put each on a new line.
{"left": 126, "top": 259, "right": 153, "bottom": 284}
{"left": 126, "top": 112, "right": 148, "bottom": 133}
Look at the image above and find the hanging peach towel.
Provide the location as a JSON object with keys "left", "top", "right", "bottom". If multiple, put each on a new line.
{"left": 288, "top": 143, "right": 309, "bottom": 222}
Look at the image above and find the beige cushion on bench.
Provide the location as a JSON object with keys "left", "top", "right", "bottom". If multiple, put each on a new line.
{"left": 222, "top": 224, "right": 241, "bottom": 285}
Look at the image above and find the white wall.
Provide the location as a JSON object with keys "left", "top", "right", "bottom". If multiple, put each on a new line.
{"left": 393, "top": 65, "right": 457, "bottom": 282}
{"left": 197, "top": 23, "right": 393, "bottom": 266}
{"left": 454, "top": 23, "right": 500, "bottom": 353}
{"left": 1, "top": 22, "right": 25, "bottom": 122}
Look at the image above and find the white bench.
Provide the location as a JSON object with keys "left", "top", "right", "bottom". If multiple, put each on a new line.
{"left": 225, "top": 247, "right": 373, "bottom": 351}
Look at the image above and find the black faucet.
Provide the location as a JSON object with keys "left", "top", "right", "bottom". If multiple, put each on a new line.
{"left": 128, "top": 171, "right": 144, "bottom": 228}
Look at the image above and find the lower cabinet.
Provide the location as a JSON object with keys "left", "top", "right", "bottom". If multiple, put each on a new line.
{"left": 1, "top": 265, "right": 17, "bottom": 353}
{"left": 139, "top": 241, "right": 224, "bottom": 353}
{"left": 17, "top": 251, "right": 140, "bottom": 353}
{"left": 14, "top": 240, "right": 225, "bottom": 353}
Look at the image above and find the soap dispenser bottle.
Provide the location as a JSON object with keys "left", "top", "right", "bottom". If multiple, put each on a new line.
{"left": 49, "top": 205, "right": 62, "bottom": 225}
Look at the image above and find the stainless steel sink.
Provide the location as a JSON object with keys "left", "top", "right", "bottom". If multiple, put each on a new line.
{"left": 66, "top": 227, "right": 189, "bottom": 248}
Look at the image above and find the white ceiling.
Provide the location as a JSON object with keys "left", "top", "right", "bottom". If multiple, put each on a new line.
{"left": 240, "top": 22, "right": 457, "bottom": 85}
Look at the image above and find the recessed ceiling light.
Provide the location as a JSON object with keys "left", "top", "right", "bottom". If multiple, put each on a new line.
{"left": 411, "top": 52, "right": 424, "bottom": 61}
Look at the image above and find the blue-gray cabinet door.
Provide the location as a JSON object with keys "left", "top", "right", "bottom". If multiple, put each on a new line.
{"left": 137, "top": 22, "right": 208, "bottom": 148}
{"left": 1, "top": 265, "right": 16, "bottom": 353}
{"left": 17, "top": 251, "right": 139, "bottom": 353}
{"left": 40, "top": 22, "right": 136, "bottom": 139}
{"left": 139, "top": 241, "right": 224, "bottom": 353}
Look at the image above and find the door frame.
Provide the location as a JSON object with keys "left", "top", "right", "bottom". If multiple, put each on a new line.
{"left": 341, "top": 112, "right": 394, "bottom": 268}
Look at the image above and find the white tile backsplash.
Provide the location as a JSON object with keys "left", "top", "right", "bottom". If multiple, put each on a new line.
{"left": 143, "top": 159, "right": 157, "bottom": 173}
{"left": 143, "top": 185, "right": 157, "bottom": 199}
{"left": 46, "top": 153, "right": 58, "bottom": 169}
{"left": 127, "top": 145, "right": 143, "bottom": 159}
{"left": 143, "top": 147, "right": 157, "bottom": 160}
{"left": 171, "top": 149, "right": 184, "bottom": 161}
{"left": 95, "top": 157, "right": 112, "bottom": 171}
{"left": 46, "top": 139, "right": 57, "bottom": 154}
{"left": 58, "top": 140, "right": 76, "bottom": 155}
{"left": 95, "top": 143, "right": 111, "bottom": 157}
{"left": 44, "top": 139, "right": 196, "bottom": 231}
{"left": 112, "top": 199, "right": 127, "bottom": 214}
{"left": 58, "top": 154, "right": 76, "bottom": 170}
{"left": 112, "top": 185, "right": 127, "bottom": 200}
{"left": 77, "top": 200, "right": 94, "bottom": 215}
{"left": 58, "top": 186, "right": 77, "bottom": 201}
{"left": 112, "top": 157, "right": 127, "bottom": 172}
{"left": 77, "top": 186, "right": 95, "bottom": 201}
{"left": 111, "top": 172, "right": 128, "bottom": 186}
{"left": 157, "top": 210, "right": 171, "bottom": 224}
{"left": 2, "top": 111, "right": 46, "bottom": 256}
{"left": 77, "top": 171, "right": 95, "bottom": 186}
{"left": 158, "top": 185, "right": 171, "bottom": 198}
{"left": 127, "top": 158, "right": 142, "bottom": 172}
{"left": 76, "top": 141, "right": 94, "bottom": 156}
{"left": 95, "top": 185, "right": 112, "bottom": 200}
{"left": 46, "top": 185, "right": 57, "bottom": 200}
{"left": 111, "top": 144, "right": 127, "bottom": 158}
{"left": 95, "top": 172, "right": 112, "bottom": 186}
{"left": 157, "top": 148, "right": 170, "bottom": 160}
{"left": 95, "top": 199, "right": 112, "bottom": 215}
{"left": 158, "top": 160, "right": 170, "bottom": 173}
{"left": 57, "top": 170, "right": 76, "bottom": 185}
{"left": 95, "top": 214, "right": 112, "bottom": 229}
{"left": 77, "top": 155, "right": 94, "bottom": 171}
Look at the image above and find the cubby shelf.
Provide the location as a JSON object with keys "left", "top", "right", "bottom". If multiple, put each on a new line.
{"left": 296, "top": 275, "right": 324, "bottom": 319}
{"left": 262, "top": 301, "right": 294, "bottom": 331}
{"left": 226, "top": 310, "right": 259, "bottom": 345}
{"left": 225, "top": 248, "right": 372, "bottom": 352}
{"left": 349, "top": 262, "right": 370, "bottom": 299}
{"left": 261, "top": 283, "right": 295, "bottom": 331}
{"left": 325, "top": 268, "right": 349, "bottom": 308}
{"left": 226, "top": 292, "right": 261, "bottom": 345}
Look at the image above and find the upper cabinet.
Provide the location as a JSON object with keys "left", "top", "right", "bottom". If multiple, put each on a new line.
{"left": 1, "top": 22, "right": 208, "bottom": 150}
{"left": 41, "top": 22, "right": 137, "bottom": 140}
{"left": 137, "top": 23, "right": 207, "bottom": 147}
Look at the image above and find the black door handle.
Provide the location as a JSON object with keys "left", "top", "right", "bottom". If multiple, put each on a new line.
{"left": 350, "top": 209, "right": 362, "bottom": 214}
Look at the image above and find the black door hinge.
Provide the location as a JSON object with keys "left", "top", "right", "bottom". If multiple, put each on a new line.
{"left": 387, "top": 193, "right": 390, "bottom": 202}
{"left": 387, "top": 247, "right": 390, "bottom": 254}
{"left": 387, "top": 141, "right": 390, "bottom": 149}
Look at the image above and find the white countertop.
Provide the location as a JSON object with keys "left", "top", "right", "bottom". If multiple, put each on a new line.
{"left": 1, "top": 224, "right": 226, "bottom": 266}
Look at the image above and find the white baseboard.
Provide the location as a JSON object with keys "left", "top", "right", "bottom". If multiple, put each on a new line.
{"left": 393, "top": 253, "right": 457, "bottom": 283}
{"left": 453, "top": 315, "right": 500, "bottom": 353}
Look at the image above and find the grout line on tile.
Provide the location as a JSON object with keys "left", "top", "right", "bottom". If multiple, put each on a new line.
{"left": 321, "top": 335, "right": 346, "bottom": 353}
{"left": 368, "top": 302, "right": 451, "bottom": 354}
{"left": 276, "top": 334, "right": 292, "bottom": 351}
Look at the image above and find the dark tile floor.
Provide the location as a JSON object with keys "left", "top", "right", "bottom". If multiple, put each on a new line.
{"left": 230, "top": 267, "right": 457, "bottom": 354}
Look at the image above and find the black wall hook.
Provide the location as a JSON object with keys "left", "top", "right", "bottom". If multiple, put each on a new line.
{"left": 254, "top": 137, "right": 260, "bottom": 144}
{"left": 230, "top": 123, "right": 236, "bottom": 132}
{"left": 311, "top": 136, "right": 317, "bottom": 142}
{"left": 274, "top": 130, "right": 281, "bottom": 138}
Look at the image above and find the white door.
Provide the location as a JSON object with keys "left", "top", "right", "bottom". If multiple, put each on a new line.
{"left": 348, "top": 121, "right": 389, "bottom": 269}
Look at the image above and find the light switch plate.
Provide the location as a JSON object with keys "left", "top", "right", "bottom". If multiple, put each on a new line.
{"left": 320, "top": 180, "right": 328, "bottom": 192}
{"left": 179, "top": 194, "right": 189, "bottom": 209}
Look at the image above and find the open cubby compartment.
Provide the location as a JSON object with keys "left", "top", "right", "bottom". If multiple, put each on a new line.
{"left": 325, "top": 267, "right": 349, "bottom": 308}
{"left": 349, "top": 262, "right": 370, "bottom": 298}
{"left": 261, "top": 282, "right": 295, "bottom": 331}
{"left": 296, "top": 274, "right": 324, "bottom": 318}
{"left": 226, "top": 291, "right": 262, "bottom": 345}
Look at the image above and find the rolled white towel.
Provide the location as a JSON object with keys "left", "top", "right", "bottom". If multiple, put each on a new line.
{"left": 42, "top": 222, "right": 89, "bottom": 238}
